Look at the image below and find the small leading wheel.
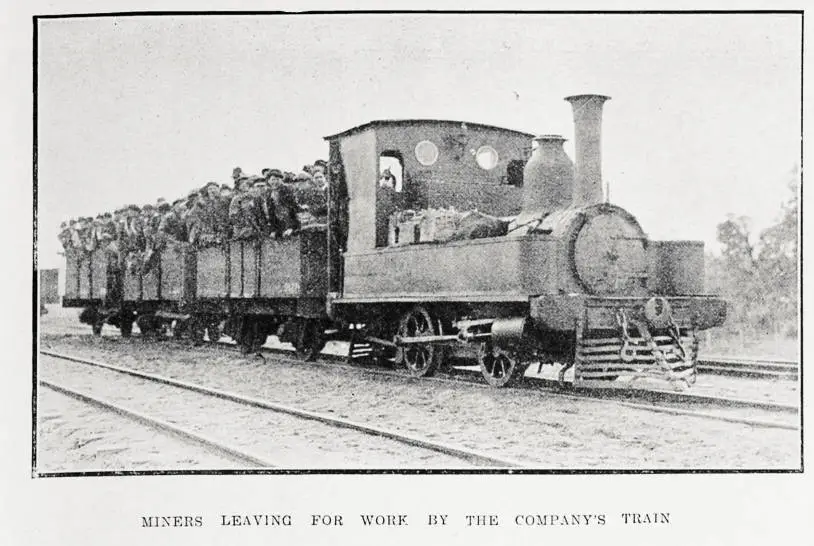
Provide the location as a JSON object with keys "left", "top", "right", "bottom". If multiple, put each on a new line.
{"left": 396, "top": 306, "right": 443, "bottom": 377}
{"left": 295, "top": 320, "right": 326, "bottom": 361}
{"left": 478, "top": 342, "right": 528, "bottom": 387}
{"left": 120, "top": 319, "right": 133, "bottom": 338}
{"left": 189, "top": 319, "right": 206, "bottom": 346}
{"left": 238, "top": 320, "right": 267, "bottom": 355}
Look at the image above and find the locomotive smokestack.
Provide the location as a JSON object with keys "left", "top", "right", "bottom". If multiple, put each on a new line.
{"left": 564, "top": 94, "right": 610, "bottom": 207}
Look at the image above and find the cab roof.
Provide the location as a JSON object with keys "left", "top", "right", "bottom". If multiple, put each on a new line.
{"left": 323, "top": 119, "right": 535, "bottom": 141}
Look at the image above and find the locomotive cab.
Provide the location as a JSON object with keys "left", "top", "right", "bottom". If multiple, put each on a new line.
{"left": 324, "top": 119, "right": 533, "bottom": 299}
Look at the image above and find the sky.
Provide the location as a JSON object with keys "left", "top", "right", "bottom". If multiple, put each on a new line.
{"left": 36, "top": 13, "right": 802, "bottom": 270}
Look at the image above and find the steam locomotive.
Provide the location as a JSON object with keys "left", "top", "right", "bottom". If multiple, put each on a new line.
{"left": 62, "top": 94, "right": 727, "bottom": 389}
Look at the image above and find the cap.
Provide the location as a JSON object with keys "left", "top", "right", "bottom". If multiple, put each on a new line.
{"left": 267, "top": 168, "right": 283, "bottom": 178}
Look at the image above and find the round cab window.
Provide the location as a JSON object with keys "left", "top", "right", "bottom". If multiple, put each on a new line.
{"left": 475, "top": 145, "right": 499, "bottom": 170}
{"left": 415, "top": 140, "right": 439, "bottom": 166}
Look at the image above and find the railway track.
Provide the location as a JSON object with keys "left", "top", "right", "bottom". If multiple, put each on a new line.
{"left": 45, "top": 335, "right": 798, "bottom": 434}
{"left": 39, "top": 379, "right": 276, "bottom": 468}
{"left": 39, "top": 350, "right": 529, "bottom": 468}
{"left": 214, "top": 342, "right": 799, "bottom": 431}
{"left": 698, "top": 357, "right": 799, "bottom": 380}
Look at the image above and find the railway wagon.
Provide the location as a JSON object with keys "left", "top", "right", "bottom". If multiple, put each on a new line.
{"left": 193, "top": 227, "right": 330, "bottom": 354}
{"left": 120, "top": 243, "right": 197, "bottom": 337}
{"left": 63, "top": 248, "right": 122, "bottom": 334}
{"left": 109, "top": 229, "right": 329, "bottom": 349}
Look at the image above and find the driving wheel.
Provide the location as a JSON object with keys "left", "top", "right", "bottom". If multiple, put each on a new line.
{"left": 396, "top": 306, "right": 443, "bottom": 377}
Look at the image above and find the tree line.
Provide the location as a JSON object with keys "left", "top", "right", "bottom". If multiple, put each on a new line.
{"left": 704, "top": 165, "right": 800, "bottom": 341}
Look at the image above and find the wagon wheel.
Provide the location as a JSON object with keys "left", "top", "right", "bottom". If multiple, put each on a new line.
{"left": 171, "top": 319, "right": 188, "bottom": 340}
{"left": 205, "top": 318, "right": 223, "bottom": 342}
{"left": 120, "top": 318, "right": 133, "bottom": 338}
{"left": 91, "top": 321, "right": 103, "bottom": 336}
{"left": 238, "top": 320, "right": 267, "bottom": 355}
{"left": 478, "top": 342, "right": 528, "bottom": 387}
{"left": 295, "top": 319, "right": 326, "bottom": 361}
{"left": 189, "top": 318, "right": 206, "bottom": 346}
{"left": 396, "top": 306, "right": 442, "bottom": 377}
{"left": 136, "top": 315, "right": 158, "bottom": 339}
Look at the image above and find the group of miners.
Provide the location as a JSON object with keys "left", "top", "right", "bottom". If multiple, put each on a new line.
{"left": 58, "top": 161, "right": 330, "bottom": 274}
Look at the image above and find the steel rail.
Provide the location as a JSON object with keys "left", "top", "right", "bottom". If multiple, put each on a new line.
{"left": 208, "top": 341, "right": 798, "bottom": 412}
{"left": 41, "top": 350, "right": 528, "bottom": 468}
{"left": 39, "top": 379, "right": 278, "bottom": 468}
{"left": 703, "top": 356, "right": 798, "bottom": 366}
{"left": 698, "top": 357, "right": 798, "bottom": 379}
{"left": 183, "top": 341, "right": 800, "bottom": 431}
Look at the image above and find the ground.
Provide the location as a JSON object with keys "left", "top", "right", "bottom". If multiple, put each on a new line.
{"left": 35, "top": 305, "right": 802, "bottom": 471}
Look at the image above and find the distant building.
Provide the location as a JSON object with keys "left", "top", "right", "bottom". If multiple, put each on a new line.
{"left": 40, "top": 268, "right": 59, "bottom": 304}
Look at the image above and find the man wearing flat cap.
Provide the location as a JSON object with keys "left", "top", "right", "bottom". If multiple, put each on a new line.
{"left": 248, "top": 176, "right": 275, "bottom": 236}
{"left": 184, "top": 189, "right": 204, "bottom": 245}
{"left": 292, "top": 171, "right": 327, "bottom": 227}
{"left": 141, "top": 203, "right": 165, "bottom": 273}
{"left": 265, "top": 168, "right": 300, "bottom": 235}
{"left": 313, "top": 159, "right": 328, "bottom": 175}
{"left": 159, "top": 199, "right": 188, "bottom": 244}
{"left": 195, "top": 182, "right": 225, "bottom": 246}
{"left": 229, "top": 176, "right": 258, "bottom": 240}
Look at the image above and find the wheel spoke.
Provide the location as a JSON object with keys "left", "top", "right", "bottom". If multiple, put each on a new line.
{"left": 416, "top": 350, "right": 426, "bottom": 370}
{"left": 480, "top": 346, "right": 523, "bottom": 387}
{"left": 398, "top": 307, "right": 440, "bottom": 377}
